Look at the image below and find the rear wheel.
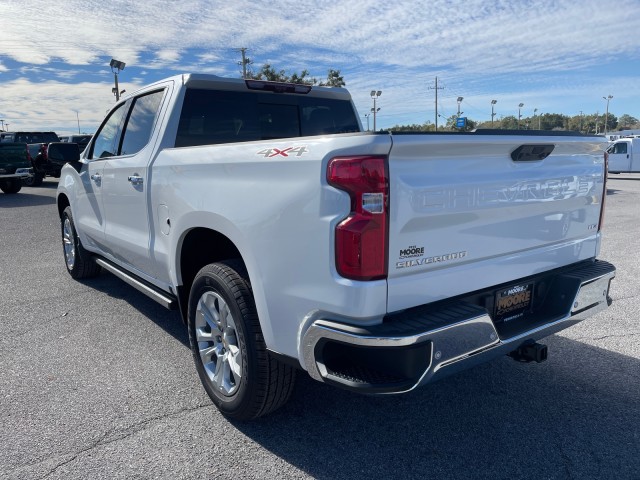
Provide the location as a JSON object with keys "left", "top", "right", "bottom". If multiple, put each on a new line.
{"left": 188, "top": 261, "right": 295, "bottom": 420}
{"left": 23, "top": 172, "right": 44, "bottom": 187}
{"left": 61, "top": 207, "right": 101, "bottom": 279}
{"left": 0, "top": 178, "right": 22, "bottom": 194}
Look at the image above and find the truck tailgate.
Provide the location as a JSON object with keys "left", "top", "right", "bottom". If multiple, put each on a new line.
{"left": 0, "top": 143, "right": 29, "bottom": 171}
{"left": 386, "top": 133, "right": 607, "bottom": 312}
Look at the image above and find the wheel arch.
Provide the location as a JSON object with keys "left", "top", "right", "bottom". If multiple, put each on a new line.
{"left": 176, "top": 227, "right": 245, "bottom": 324}
{"left": 57, "top": 193, "right": 70, "bottom": 219}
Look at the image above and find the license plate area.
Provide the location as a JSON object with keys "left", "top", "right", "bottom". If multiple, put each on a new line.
{"left": 494, "top": 282, "right": 533, "bottom": 323}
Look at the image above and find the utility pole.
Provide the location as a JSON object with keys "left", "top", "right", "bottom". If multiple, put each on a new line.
{"left": 236, "top": 48, "right": 251, "bottom": 78}
{"left": 429, "top": 77, "right": 444, "bottom": 131}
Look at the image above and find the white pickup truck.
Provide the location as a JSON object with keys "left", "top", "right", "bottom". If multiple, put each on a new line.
{"left": 607, "top": 136, "right": 640, "bottom": 173}
{"left": 56, "top": 74, "right": 615, "bottom": 420}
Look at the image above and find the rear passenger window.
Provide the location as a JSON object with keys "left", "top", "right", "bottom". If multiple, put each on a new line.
{"left": 120, "top": 90, "right": 165, "bottom": 156}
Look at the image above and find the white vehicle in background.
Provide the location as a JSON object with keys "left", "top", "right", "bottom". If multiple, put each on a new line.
{"left": 607, "top": 137, "right": 640, "bottom": 173}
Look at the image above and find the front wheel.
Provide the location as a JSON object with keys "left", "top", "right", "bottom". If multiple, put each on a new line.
{"left": 188, "top": 261, "right": 295, "bottom": 420}
{"left": 61, "top": 207, "right": 101, "bottom": 279}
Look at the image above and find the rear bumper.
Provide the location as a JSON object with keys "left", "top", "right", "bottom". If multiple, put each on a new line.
{"left": 302, "top": 260, "right": 615, "bottom": 393}
{"left": 0, "top": 168, "right": 34, "bottom": 180}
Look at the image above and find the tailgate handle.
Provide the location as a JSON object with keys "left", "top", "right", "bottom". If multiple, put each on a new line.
{"left": 511, "top": 144, "right": 555, "bottom": 162}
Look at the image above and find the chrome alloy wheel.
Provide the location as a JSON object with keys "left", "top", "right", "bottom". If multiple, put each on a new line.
{"left": 63, "top": 217, "right": 76, "bottom": 270}
{"left": 195, "top": 291, "right": 242, "bottom": 396}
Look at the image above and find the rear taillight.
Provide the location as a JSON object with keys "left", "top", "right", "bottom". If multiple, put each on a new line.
{"left": 599, "top": 152, "right": 608, "bottom": 232}
{"left": 327, "top": 156, "right": 388, "bottom": 281}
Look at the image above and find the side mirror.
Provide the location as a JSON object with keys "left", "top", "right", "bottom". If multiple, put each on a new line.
{"left": 47, "top": 142, "right": 80, "bottom": 165}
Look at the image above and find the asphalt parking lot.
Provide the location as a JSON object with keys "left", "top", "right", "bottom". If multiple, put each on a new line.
{"left": 1, "top": 176, "right": 638, "bottom": 480}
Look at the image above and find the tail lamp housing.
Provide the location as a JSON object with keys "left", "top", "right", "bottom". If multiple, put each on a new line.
{"left": 327, "top": 155, "right": 389, "bottom": 281}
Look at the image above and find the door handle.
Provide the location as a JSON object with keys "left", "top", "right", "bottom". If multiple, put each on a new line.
{"left": 128, "top": 175, "right": 144, "bottom": 186}
{"left": 90, "top": 173, "right": 102, "bottom": 182}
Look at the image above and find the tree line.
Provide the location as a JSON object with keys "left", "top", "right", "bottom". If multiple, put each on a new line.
{"left": 389, "top": 113, "right": 640, "bottom": 134}
{"left": 242, "top": 60, "right": 345, "bottom": 87}
{"left": 240, "top": 61, "right": 638, "bottom": 134}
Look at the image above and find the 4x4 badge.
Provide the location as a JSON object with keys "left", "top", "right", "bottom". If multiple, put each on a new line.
{"left": 256, "top": 146, "right": 308, "bottom": 158}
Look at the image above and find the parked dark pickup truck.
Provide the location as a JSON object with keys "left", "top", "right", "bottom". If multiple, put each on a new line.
{"left": 60, "top": 134, "right": 93, "bottom": 153}
{"left": 0, "top": 131, "right": 62, "bottom": 186}
{"left": 0, "top": 142, "right": 33, "bottom": 194}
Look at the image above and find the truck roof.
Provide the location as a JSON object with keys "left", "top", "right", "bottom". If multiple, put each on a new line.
{"left": 125, "top": 73, "right": 352, "bottom": 101}
{"left": 0, "top": 131, "right": 60, "bottom": 143}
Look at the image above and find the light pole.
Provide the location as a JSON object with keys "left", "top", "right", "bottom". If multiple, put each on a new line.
{"left": 518, "top": 103, "right": 524, "bottom": 129}
{"left": 456, "top": 97, "right": 464, "bottom": 118}
{"left": 603, "top": 95, "right": 613, "bottom": 136}
{"left": 110, "top": 58, "right": 126, "bottom": 101}
{"left": 0, "top": 119, "right": 4, "bottom": 131}
{"left": 370, "top": 90, "right": 381, "bottom": 131}
{"left": 364, "top": 113, "right": 370, "bottom": 131}
{"left": 533, "top": 108, "right": 538, "bottom": 130}
{"left": 491, "top": 100, "right": 497, "bottom": 127}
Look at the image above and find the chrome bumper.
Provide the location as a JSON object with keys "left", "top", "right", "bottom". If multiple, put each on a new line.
{"left": 302, "top": 260, "right": 615, "bottom": 394}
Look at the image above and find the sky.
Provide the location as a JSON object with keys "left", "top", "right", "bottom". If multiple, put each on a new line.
{"left": 1, "top": 0, "right": 640, "bottom": 135}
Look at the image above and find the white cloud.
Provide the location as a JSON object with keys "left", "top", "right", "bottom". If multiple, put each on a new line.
{"left": 0, "top": 78, "right": 143, "bottom": 134}
{"left": 1, "top": 0, "right": 639, "bottom": 132}
{"left": 3, "top": 0, "right": 639, "bottom": 73}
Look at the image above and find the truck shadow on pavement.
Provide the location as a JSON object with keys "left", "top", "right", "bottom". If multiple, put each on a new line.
{"left": 76, "top": 269, "right": 639, "bottom": 479}
{"left": 232, "top": 334, "right": 639, "bottom": 479}
{"left": 0, "top": 192, "right": 55, "bottom": 207}
{"left": 79, "top": 272, "right": 188, "bottom": 347}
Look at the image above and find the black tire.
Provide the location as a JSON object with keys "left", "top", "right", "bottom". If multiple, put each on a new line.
{"left": 0, "top": 178, "right": 22, "bottom": 194}
{"left": 23, "top": 172, "right": 44, "bottom": 187}
{"left": 61, "top": 206, "right": 101, "bottom": 279}
{"left": 188, "top": 260, "right": 295, "bottom": 420}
